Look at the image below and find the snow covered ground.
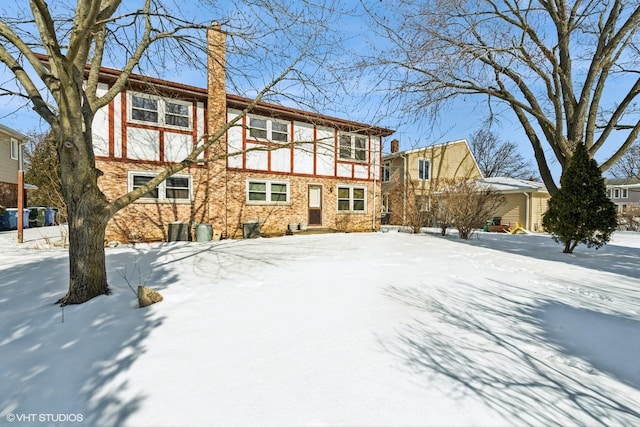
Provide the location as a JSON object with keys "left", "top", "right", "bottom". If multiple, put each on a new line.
{"left": 1, "top": 226, "right": 639, "bottom": 426}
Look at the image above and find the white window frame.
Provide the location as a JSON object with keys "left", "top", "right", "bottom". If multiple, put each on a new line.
{"left": 418, "top": 158, "right": 431, "bottom": 181}
{"left": 381, "top": 193, "right": 391, "bottom": 213}
{"left": 382, "top": 161, "right": 391, "bottom": 182}
{"left": 613, "top": 188, "right": 620, "bottom": 198}
{"left": 247, "top": 115, "right": 290, "bottom": 143}
{"left": 621, "top": 188, "right": 628, "bottom": 198}
{"left": 338, "top": 133, "right": 368, "bottom": 162}
{"left": 128, "top": 171, "right": 192, "bottom": 202}
{"left": 10, "top": 138, "right": 19, "bottom": 160}
{"left": 337, "top": 185, "right": 367, "bottom": 212}
{"left": 128, "top": 92, "right": 192, "bottom": 130}
{"left": 246, "top": 180, "right": 290, "bottom": 205}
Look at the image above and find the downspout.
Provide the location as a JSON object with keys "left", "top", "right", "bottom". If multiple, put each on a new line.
{"left": 401, "top": 153, "right": 407, "bottom": 225}
{"left": 372, "top": 139, "right": 378, "bottom": 231}
{"left": 523, "top": 192, "right": 530, "bottom": 230}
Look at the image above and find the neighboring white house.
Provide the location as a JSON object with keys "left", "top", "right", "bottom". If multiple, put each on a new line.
{"left": 0, "top": 124, "right": 29, "bottom": 208}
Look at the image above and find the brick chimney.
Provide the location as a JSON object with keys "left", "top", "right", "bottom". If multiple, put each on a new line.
{"left": 390, "top": 139, "right": 400, "bottom": 153}
{"left": 207, "top": 22, "right": 227, "bottom": 155}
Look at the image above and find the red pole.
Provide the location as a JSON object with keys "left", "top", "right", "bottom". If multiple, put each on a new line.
{"left": 17, "top": 169, "right": 24, "bottom": 243}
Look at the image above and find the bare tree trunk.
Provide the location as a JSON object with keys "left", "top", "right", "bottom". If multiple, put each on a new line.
{"left": 55, "top": 126, "right": 111, "bottom": 305}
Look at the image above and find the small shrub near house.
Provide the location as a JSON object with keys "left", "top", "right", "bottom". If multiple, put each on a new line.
{"left": 437, "top": 178, "right": 506, "bottom": 240}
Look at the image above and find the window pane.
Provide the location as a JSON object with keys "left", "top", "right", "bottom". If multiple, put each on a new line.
{"left": 355, "top": 136, "right": 367, "bottom": 160}
{"left": 272, "top": 122, "right": 288, "bottom": 133}
{"left": 353, "top": 188, "right": 365, "bottom": 199}
{"left": 166, "top": 188, "right": 189, "bottom": 199}
{"left": 132, "top": 96, "right": 157, "bottom": 110}
{"left": 271, "top": 192, "right": 287, "bottom": 202}
{"left": 249, "top": 182, "right": 266, "bottom": 191}
{"left": 132, "top": 175, "right": 158, "bottom": 199}
{"left": 353, "top": 200, "right": 365, "bottom": 211}
{"left": 249, "top": 192, "right": 267, "bottom": 201}
{"left": 271, "top": 183, "right": 286, "bottom": 193}
{"left": 133, "top": 175, "right": 153, "bottom": 186}
{"left": 132, "top": 109, "right": 158, "bottom": 123}
{"left": 339, "top": 135, "right": 351, "bottom": 159}
{"left": 250, "top": 118, "right": 267, "bottom": 129}
{"left": 338, "top": 187, "right": 350, "bottom": 198}
{"left": 166, "top": 102, "right": 188, "bottom": 115}
{"left": 166, "top": 114, "right": 190, "bottom": 128}
{"left": 272, "top": 131, "right": 288, "bottom": 142}
{"left": 249, "top": 128, "right": 268, "bottom": 139}
{"left": 167, "top": 177, "right": 189, "bottom": 188}
{"left": 338, "top": 200, "right": 350, "bottom": 211}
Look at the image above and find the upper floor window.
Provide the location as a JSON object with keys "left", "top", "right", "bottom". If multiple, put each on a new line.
{"left": 339, "top": 133, "right": 367, "bottom": 162}
{"left": 382, "top": 162, "right": 390, "bottom": 182}
{"left": 129, "top": 171, "right": 192, "bottom": 202}
{"left": 418, "top": 158, "right": 430, "bottom": 180}
{"left": 10, "top": 138, "right": 19, "bottom": 160}
{"left": 247, "top": 180, "right": 290, "bottom": 204}
{"left": 129, "top": 93, "right": 191, "bottom": 129}
{"left": 248, "top": 116, "right": 289, "bottom": 142}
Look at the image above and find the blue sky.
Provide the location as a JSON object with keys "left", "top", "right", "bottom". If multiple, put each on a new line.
{"left": 3, "top": 0, "right": 617, "bottom": 182}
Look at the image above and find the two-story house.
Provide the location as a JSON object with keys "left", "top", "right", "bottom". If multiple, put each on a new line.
{"left": 0, "top": 124, "right": 29, "bottom": 208}
{"left": 606, "top": 178, "right": 640, "bottom": 213}
{"left": 91, "top": 25, "right": 394, "bottom": 242}
{"left": 381, "top": 139, "right": 482, "bottom": 226}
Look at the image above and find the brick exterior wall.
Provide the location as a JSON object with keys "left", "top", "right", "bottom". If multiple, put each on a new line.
{"left": 0, "top": 182, "right": 17, "bottom": 208}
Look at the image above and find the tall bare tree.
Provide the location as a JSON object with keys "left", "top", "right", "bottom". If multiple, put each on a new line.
{"left": 469, "top": 129, "right": 538, "bottom": 179}
{"left": 609, "top": 141, "right": 640, "bottom": 179}
{"left": 0, "top": 0, "right": 346, "bottom": 304}
{"left": 362, "top": 0, "right": 640, "bottom": 194}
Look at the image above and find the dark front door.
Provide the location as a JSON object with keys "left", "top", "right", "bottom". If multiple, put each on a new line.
{"left": 308, "top": 185, "right": 322, "bottom": 226}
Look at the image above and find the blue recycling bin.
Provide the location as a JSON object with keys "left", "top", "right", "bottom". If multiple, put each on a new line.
{"left": 23, "top": 209, "right": 30, "bottom": 228}
{"left": 6, "top": 209, "right": 18, "bottom": 230}
{"left": 45, "top": 208, "right": 57, "bottom": 226}
{"left": 0, "top": 211, "right": 9, "bottom": 230}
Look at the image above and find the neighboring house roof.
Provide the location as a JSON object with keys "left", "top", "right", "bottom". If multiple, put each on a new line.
{"left": 478, "top": 177, "right": 549, "bottom": 194}
{"left": 605, "top": 178, "right": 640, "bottom": 187}
{"left": 0, "top": 123, "right": 29, "bottom": 140}
{"left": 382, "top": 139, "right": 469, "bottom": 159}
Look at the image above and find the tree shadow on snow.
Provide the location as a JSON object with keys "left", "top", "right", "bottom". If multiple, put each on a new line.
{"left": 380, "top": 282, "right": 640, "bottom": 426}
{"left": 428, "top": 231, "right": 640, "bottom": 280}
{"left": 0, "top": 247, "right": 177, "bottom": 427}
{"left": 0, "top": 236, "right": 339, "bottom": 426}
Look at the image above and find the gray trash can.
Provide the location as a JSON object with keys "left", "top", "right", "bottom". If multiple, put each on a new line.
{"left": 242, "top": 221, "right": 260, "bottom": 238}
{"left": 195, "top": 223, "right": 213, "bottom": 242}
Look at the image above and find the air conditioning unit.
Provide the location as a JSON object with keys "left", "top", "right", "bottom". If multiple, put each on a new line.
{"left": 167, "top": 221, "right": 190, "bottom": 241}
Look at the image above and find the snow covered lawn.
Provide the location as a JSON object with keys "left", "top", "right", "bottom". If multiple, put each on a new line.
{"left": 1, "top": 228, "right": 639, "bottom": 426}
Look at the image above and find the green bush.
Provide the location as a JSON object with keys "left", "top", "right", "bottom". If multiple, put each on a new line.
{"left": 543, "top": 143, "right": 618, "bottom": 253}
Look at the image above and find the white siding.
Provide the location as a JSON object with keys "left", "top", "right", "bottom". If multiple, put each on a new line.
{"left": 196, "top": 101, "right": 205, "bottom": 161}
{"left": 271, "top": 146, "right": 291, "bottom": 172}
{"left": 92, "top": 83, "right": 110, "bottom": 156}
{"left": 315, "top": 127, "right": 335, "bottom": 176}
{"left": 165, "top": 132, "right": 191, "bottom": 162}
{"left": 245, "top": 142, "right": 267, "bottom": 170}
{"left": 127, "top": 128, "right": 160, "bottom": 161}
{"left": 337, "top": 163, "right": 352, "bottom": 178}
{"left": 354, "top": 164, "right": 368, "bottom": 179}
{"left": 293, "top": 122, "right": 314, "bottom": 174}
{"left": 227, "top": 110, "right": 244, "bottom": 168}
{"left": 113, "top": 92, "right": 122, "bottom": 158}
{"left": 369, "top": 136, "right": 381, "bottom": 180}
